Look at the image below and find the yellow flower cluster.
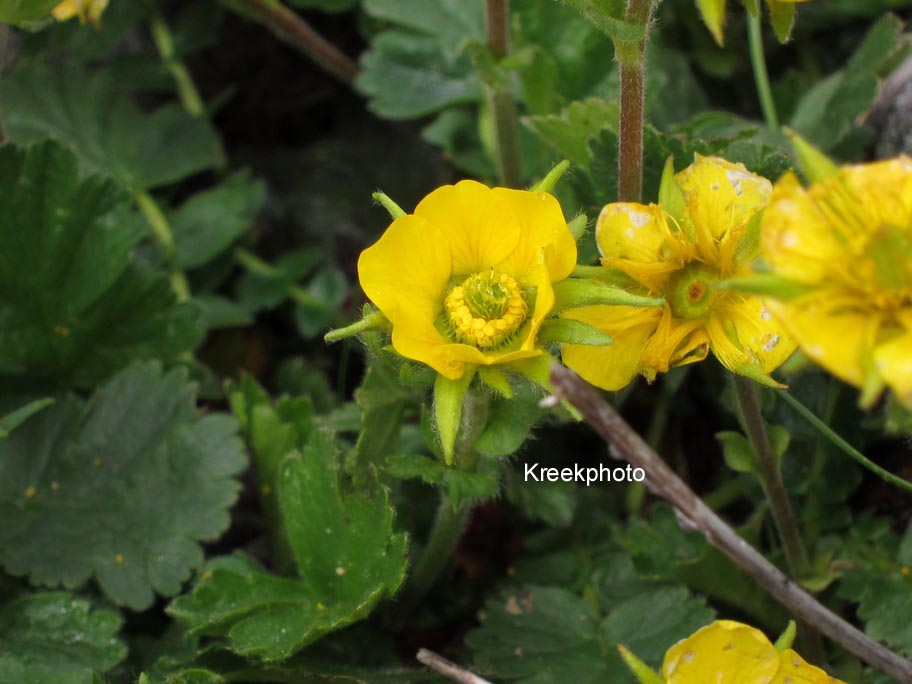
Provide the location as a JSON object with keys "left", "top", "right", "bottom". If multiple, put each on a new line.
{"left": 762, "top": 157, "right": 912, "bottom": 408}
{"left": 657, "top": 620, "right": 843, "bottom": 684}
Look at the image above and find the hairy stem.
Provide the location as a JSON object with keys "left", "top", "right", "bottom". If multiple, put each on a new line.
{"left": 225, "top": 0, "right": 358, "bottom": 85}
{"left": 149, "top": 10, "right": 205, "bottom": 117}
{"left": 617, "top": 0, "right": 656, "bottom": 202}
{"left": 748, "top": 13, "right": 779, "bottom": 129}
{"left": 550, "top": 365, "right": 912, "bottom": 682}
{"left": 732, "top": 376, "right": 810, "bottom": 578}
{"left": 397, "top": 390, "right": 490, "bottom": 610}
{"left": 485, "top": 0, "right": 523, "bottom": 187}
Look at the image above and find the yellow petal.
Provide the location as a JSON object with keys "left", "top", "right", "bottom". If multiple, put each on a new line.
{"left": 390, "top": 301, "right": 463, "bottom": 380}
{"left": 761, "top": 172, "right": 849, "bottom": 285}
{"left": 767, "top": 298, "right": 881, "bottom": 389}
{"left": 358, "top": 214, "right": 452, "bottom": 322}
{"left": 561, "top": 306, "right": 662, "bottom": 391}
{"left": 414, "top": 180, "right": 521, "bottom": 276}
{"left": 706, "top": 296, "right": 795, "bottom": 375}
{"left": 663, "top": 620, "right": 780, "bottom": 684}
{"left": 696, "top": 0, "right": 727, "bottom": 45}
{"left": 639, "top": 307, "right": 709, "bottom": 380}
{"left": 595, "top": 202, "right": 680, "bottom": 293}
{"left": 772, "top": 650, "right": 843, "bottom": 684}
{"left": 677, "top": 155, "right": 771, "bottom": 263}
{"left": 874, "top": 327, "right": 912, "bottom": 409}
{"left": 493, "top": 188, "right": 577, "bottom": 283}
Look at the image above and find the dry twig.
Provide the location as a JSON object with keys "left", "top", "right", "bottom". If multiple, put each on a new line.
{"left": 549, "top": 363, "right": 912, "bottom": 683}
{"left": 417, "top": 649, "right": 493, "bottom": 684}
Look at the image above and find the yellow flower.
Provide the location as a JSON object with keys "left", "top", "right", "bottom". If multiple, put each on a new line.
{"left": 762, "top": 157, "right": 912, "bottom": 408}
{"left": 52, "top": 0, "right": 109, "bottom": 23}
{"left": 662, "top": 621, "right": 843, "bottom": 684}
{"left": 562, "top": 155, "right": 795, "bottom": 391}
{"left": 358, "top": 179, "right": 577, "bottom": 381}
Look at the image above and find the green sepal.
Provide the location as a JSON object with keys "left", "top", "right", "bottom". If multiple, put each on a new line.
{"left": 324, "top": 308, "right": 391, "bottom": 343}
{"left": 658, "top": 156, "right": 686, "bottom": 222}
{"left": 0, "top": 398, "right": 54, "bottom": 439}
{"left": 539, "top": 319, "right": 613, "bottom": 346}
{"left": 774, "top": 620, "right": 797, "bottom": 651}
{"left": 478, "top": 367, "right": 513, "bottom": 399}
{"left": 784, "top": 128, "right": 839, "bottom": 183}
{"left": 696, "top": 0, "right": 727, "bottom": 46}
{"left": 434, "top": 369, "right": 476, "bottom": 465}
{"left": 553, "top": 278, "right": 663, "bottom": 312}
{"left": 716, "top": 274, "right": 811, "bottom": 301}
{"left": 731, "top": 362, "right": 787, "bottom": 390}
{"left": 530, "top": 159, "right": 571, "bottom": 193}
{"left": 372, "top": 191, "right": 406, "bottom": 219}
{"left": 508, "top": 356, "right": 583, "bottom": 421}
{"left": 766, "top": 0, "right": 796, "bottom": 43}
{"left": 568, "top": 214, "right": 588, "bottom": 241}
{"left": 617, "top": 645, "right": 664, "bottom": 684}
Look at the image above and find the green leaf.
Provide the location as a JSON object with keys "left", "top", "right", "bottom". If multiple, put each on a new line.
{"left": 353, "top": 361, "right": 415, "bottom": 471}
{"left": 0, "top": 592, "right": 126, "bottom": 684}
{"left": 357, "top": 0, "right": 485, "bottom": 119}
{"left": 172, "top": 171, "right": 266, "bottom": 269}
{"left": 474, "top": 379, "right": 543, "bottom": 457}
{"left": 387, "top": 453, "right": 500, "bottom": 509}
{"left": 467, "top": 584, "right": 713, "bottom": 682}
{"left": 716, "top": 431, "right": 757, "bottom": 474}
{"left": 0, "top": 62, "right": 224, "bottom": 191}
{"left": 0, "top": 0, "right": 57, "bottom": 25}
{"left": 0, "top": 362, "right": 246, "bottom": 609}
{"left": 0, "top": 398, "right": 54, "bottom": 439}
{"left": 525, "top": 98, "right": 618, "bottom": 166}
{"left": 0, "top": 141, "right": 202, "bottom": 388}
{"left": 790, "top": 14, "right": 911, "bottom": 152}
{"left": 287, "top": 0, "right": 358, "bottom": 11}
{"left": 169, "top": 429, "right": 407, "bottom": 660}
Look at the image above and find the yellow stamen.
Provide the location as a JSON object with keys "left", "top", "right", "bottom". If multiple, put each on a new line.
{"left": 444, "top": 271, "right": 528, "bottom": 349}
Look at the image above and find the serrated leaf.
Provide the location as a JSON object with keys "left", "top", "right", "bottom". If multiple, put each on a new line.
{"left": 0, "top": 141, "right": 202, "bottom": 388}
{"left": 790, "top": 14, "right": 911, "bottom": 151}
{"left": 0, "top": 591, "right": 126, "bottom": 684}
{"left": 474, "top": 380, "right": 543, "bottom": 457}
{"left": 357, "top": 0, "right": 485, "bottom": 120}
{"left": 386, "top": 453, "right": 500, "bottom": 508}
{"left": 169, "top": 430, "right": 407, "bottom": 660}
{"left": 0, "top": 61, "right": 224, "bottom": 191}
{"left": 467, "top": 584, "right": 713, "bottom": 682}
{"left": 525, "top": 98, "right": 618, "bottom": 166}
{"left": 172, "top": 171, "right": 266, "bottom": 269}
{"left": 0, "top": 362, "right": 246, "bottom": 609}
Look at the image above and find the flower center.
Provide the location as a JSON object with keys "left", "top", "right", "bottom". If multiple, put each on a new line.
{"left": 444, "top": 270, "right": 528, "bottom": 349}
{"left": 667, "top": 262, "right": 719, "bottom": 320}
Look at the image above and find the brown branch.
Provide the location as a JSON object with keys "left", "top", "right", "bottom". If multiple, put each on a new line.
{"left": 227, "top": 0, "right": 358, "bottom": 85}
{"left": 549, "top": 363, "right": 912, "bottom": 684}
{"left": 417, "top": 649, "right": 493, "bottom": 684}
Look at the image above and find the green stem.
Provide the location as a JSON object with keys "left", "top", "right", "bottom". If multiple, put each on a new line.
{"left": 617, "top": 0, "right": 657, "bottom": 202}
{"left": 733, "top": 375, "right": 825, "bottom": 663}
{"left": 397, "top": 389, "right": 491, "bottom": 610}
{"left": 134, "top": 190, "right": 190, "bottom": 301}
{"left": 148, "top": 9, "right": 205, "bottom": 117}
{"left": 780, "top": 391, "right": 912, "bottom": 493}
{"left": 747, "top": 12, "right": 779, "bottom": 129}
{"left": 733, "top": 376, "right": 809, "bottom": 578}
{"left": 484, "top": 0, "right": 522, "bottom": 188}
